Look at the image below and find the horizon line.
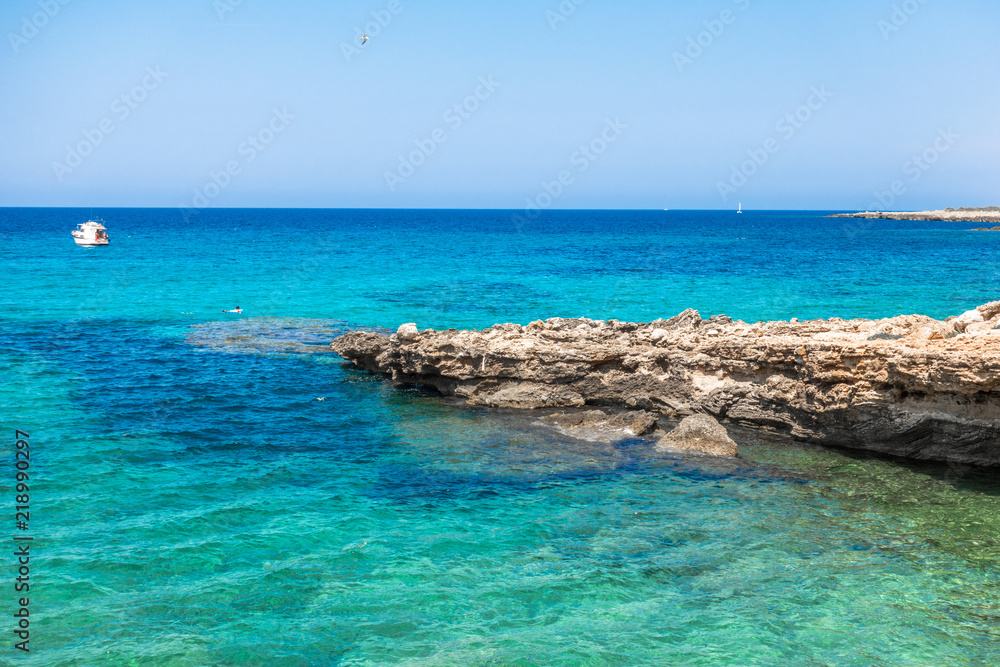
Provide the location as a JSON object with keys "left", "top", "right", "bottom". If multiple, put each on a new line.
{"left": 0, "top": 205, "right": 913, "bottom": 212}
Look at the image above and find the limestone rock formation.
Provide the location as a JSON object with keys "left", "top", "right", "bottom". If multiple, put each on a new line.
{"left": 331, "top": 304, "right": 1000, "bottom": 466}
{"left": 656, "top": 414, "right": 739, "bottom": 457}
{"left": 467, "top": 382, "right": 585, "bottom": 409}
{"left": 953, "top": 309, "right": 985, "bottom": 333}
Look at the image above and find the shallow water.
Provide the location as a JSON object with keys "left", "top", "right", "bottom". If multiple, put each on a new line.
{"left": 3, "top": 209, "right": 1000, "bottom": 665}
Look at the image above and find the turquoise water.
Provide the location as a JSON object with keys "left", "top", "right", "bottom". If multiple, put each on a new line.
{"left": 3, "top": 208, "right": 1000, "bottom": 665}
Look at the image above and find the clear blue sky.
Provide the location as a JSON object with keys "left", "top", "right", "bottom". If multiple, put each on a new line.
{"left": 1, "top": 0, "right": 997, "bottom": 210}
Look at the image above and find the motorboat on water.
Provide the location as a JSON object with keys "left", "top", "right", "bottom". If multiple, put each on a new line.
{"left": 72, "top": 220, "right": 109, "bottom": 246}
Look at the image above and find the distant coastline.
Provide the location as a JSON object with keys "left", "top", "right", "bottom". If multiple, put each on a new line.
{"left": 828, "top": 207, "right": 1000, "bottom": 223}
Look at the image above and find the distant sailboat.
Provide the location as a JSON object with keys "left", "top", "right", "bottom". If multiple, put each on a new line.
{"left": 737, "top": 203, "right": 742, "bottom": 214}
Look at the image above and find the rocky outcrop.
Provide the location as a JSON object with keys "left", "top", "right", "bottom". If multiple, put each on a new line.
{"left": 331, "top": 303, "right": 1000, "bottom": 466}
{"left": 829, "top": 207, "right": 1000, "bottom": 223}
{"left": 657, "top": 414, "right": 739, "bottom": 458}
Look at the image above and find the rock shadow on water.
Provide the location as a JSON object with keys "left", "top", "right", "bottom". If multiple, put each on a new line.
{"left": 527, "top": 407, "right": 807, "bottom": 485}
{"left": 341, "top": 364, "right": 811, "bottom": 492}
{"left": 362, "top": 400, "right": 805, "bottom": 510}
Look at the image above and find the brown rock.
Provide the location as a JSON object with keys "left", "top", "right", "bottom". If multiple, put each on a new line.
{"left": 656, "top": 414, "right": 739, "bottom": 457}
{"left": 907, "top": 321, "right": 958, "bottom": 341}
{"left": 964, "top": 321, "right": 997, "bottom": 335}
{"left": 466, "top": 382, "right": 585, "bottom": 409}
{"left": 660, "top": 308, "right": 702, "bottom": 329}
{"left": 978, "top": 301, "right": 1000, "bottom": 320}
{"left": 953, "top": 309, "right": 985, "bottom": 333}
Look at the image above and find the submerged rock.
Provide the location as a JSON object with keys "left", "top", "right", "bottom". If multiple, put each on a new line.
{"left": 331, "top": 302, "right": 1000, "bottom": 466}
{"left": 542, "top": 410, "right": 658, "bottom": 436}
{"left": 656, "top": 414, "right": 738, "bottom": 458}
{"left": 188, "top": 318, "right": 348, "bottom": 355}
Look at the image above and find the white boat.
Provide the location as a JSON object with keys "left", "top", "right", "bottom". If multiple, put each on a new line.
{"left": 72, "top": 220, "right": 109, "bottom": 246}
{"left": 737, "top": 203, "right": 742, "bottom": 214}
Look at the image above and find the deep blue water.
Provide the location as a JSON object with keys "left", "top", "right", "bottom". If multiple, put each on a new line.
{"left": 2, "top": 208, "right": 1000, "bottom": 665}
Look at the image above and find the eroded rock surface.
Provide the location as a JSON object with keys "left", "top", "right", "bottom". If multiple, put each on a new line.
{"left": 331, "top": 304, "right": 1000, "bottom": 466}
{"left": 657, "top": 414, "right": 739, "bottom": 458}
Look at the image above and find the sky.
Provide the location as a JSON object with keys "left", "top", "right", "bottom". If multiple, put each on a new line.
{"left": 1, "top": 0, "right": 998, "bottom": 210}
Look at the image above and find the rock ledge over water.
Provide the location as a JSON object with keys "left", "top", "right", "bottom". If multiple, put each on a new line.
{"left": 331, "top": 303, "right": 1000, "bottom": 466}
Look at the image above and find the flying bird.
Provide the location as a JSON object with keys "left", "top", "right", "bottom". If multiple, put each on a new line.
{"left": 360, "top": 33, "right": 369, "bottom": 45}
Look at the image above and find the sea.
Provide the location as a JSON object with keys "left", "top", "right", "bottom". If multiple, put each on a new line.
{"left": 2, "top": 208, "right": 1000, "bottom": 666}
